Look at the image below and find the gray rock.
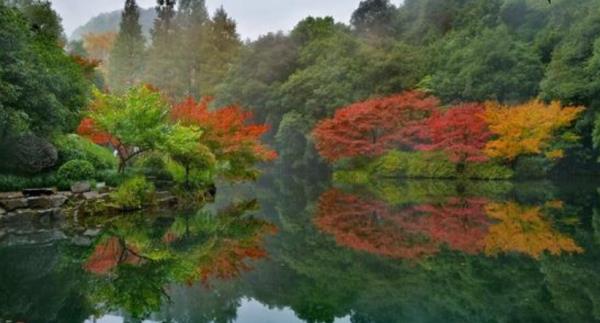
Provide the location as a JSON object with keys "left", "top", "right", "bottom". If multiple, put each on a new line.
{"left": 71, "top": 236, "right": 92, "bottom": 247}
{"left": 50, "top": 195, "right": 69, "bottom": 208}
{"left": 158, "top": 196, "right": 178, "bottom": 206}
{"left": 0, "top": 198, "right": 28, "bottom": 211}
{"left": 27, "top": 196, "right": 53, "bottom": 209}
{"left": 71, "top": 181, "right": 91, "bottom": 193}
{"left": 83, "top": 191, "right": 101, "bottom": 200}
{"left": 0, "top": 192, "right": 24, "bottom": 199}
{"left": 83, "top": 228, "right": 101, "bottom": 237}
{"left": 0, "top": 207, "right": 5, "bottom": 215}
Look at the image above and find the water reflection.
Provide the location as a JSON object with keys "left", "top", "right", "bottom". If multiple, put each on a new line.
{"left": 314, "top": 187, "right": 583, "bottom": 260}
{"left": 2, "top": 174, "right": 600, "bottom": 322}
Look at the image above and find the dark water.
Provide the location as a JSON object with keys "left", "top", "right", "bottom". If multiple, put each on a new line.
{"left": 2, "top": 170, "right": 600, "bottom": 323}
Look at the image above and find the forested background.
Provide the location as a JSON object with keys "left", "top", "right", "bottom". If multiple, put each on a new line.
{"left": 3, "top": 0, "right": 600, "bottom": 177}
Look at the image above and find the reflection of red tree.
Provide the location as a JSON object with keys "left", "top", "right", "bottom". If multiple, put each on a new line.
{"left": 84, "top": 237, "right": 144, "bottom": 275}
{"left": 315, "top": 189, "right": 439, "bottom": 259}
{"left": 415, "top": 198, "right": 491, "bottom": 254}
{"left": 197, "top": 239, "right": 269, "bottom": 284}
{"left": 315, "top": 190, "right": 493, "bottom": 259}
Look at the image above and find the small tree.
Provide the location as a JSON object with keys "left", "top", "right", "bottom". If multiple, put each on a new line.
{"left": 78, "top": 85, "right": 170, "bottom": 173}
{"left": 161, "top": 124, "right": 215, "bottom": 187}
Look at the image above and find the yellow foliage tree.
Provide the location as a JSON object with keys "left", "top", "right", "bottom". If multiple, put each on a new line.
{"left": 483, "top": 202, "right": 583, "bottom": 259}
{"left": 483, "top": 100, "right": 584, "bottom": 161}
{"left": 83, "top": 32, "right": 118, "bottom": 63}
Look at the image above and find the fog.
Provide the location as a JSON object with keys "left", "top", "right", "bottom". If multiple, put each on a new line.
{"left": 51, "top": 0, "right": 402, "bottom": 40}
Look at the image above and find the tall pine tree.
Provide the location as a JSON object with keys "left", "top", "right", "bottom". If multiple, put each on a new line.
{"left": 177, "top": 0, "right": 210, "bottom": 98}
{"left": 144, "top": 0, "right": 181, "bottom": 96}
{"left": 201, "top": 6, "right": 241, "bottom": 96}
{"left": 108, "top": 0, "right": 146, "bottom": 92}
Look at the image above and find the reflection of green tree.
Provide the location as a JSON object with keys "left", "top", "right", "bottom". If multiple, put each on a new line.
{"left": 83, "top": 199, "right": 275, "bottom": 320}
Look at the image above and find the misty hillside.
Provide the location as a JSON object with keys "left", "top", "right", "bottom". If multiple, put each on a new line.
{"left": 70, "top": 7, "right": 156, "bottom": 40}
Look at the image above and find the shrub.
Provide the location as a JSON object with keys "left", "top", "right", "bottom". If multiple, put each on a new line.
{"left": 53, "top": 134, "right": 116, "bottom": 170}
{"left": 514, "top": 156, "right": 552, "bottom": 179}
{"left": 463, "top": 161, "right": 514, "bottom": 180}
{"left": 332, "top": 170, "right": 370, "bottom": 184}
{"left": 112, "top": 176, "right": 156, "bottom": 210}
{"left": 0, "top": 135, "right": 58, "bottom": 174}
{"left": 369, "top": 151, "right": 457, "bottom": 179}
{"left": 96, "top": 169, "right": 125, "bottom": 187}
{"left": 57, "top": 160, "right": 95, "bottom": 182}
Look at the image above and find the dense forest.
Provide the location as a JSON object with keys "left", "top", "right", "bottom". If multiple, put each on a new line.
{"left": 3, "top": 0, "right": 600, "bottom": 188}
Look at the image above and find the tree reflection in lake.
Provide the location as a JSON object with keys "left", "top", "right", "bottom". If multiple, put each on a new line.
{"left": 2, "top": 173, "right": 600, "bottom": 322}
{"left": 315, "top": 184, "right": 583, "bottom": 260}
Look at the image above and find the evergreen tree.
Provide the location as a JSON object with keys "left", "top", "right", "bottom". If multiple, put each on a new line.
{"left": 200, "top": 6, "right": 241, "bottom": 96}
{"left": 144, "top": 0, "right": 181, "bottom": 96}
{"left": 177, "top": 0, "right": 210, "bottom": 98}
{"left": 107, "top": 0, "right": 146, "bottom": 93}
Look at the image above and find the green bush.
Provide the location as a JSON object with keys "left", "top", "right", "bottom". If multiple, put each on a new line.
{"left": 57, "top": 160, "right": 95, "bottom": 182}
{"left": 369, "top": 151, "right": 457, "bottom": 179}
{"left": 514, "top": 156, "right": 551, "bottom": 179}
{"left": 112, "top": 176, "right": 156, "bottom": 210}
{"left": 0, "top": 135, "right": 58, "bottom": 174}
{"left": 463, "top": 161, "right": 514, "bottom": 180}
{"left": 53, "top": 134, "right": 116, "bottom": 170}
{"left": 405, "top": 152, "right": 457, "bottom": 178}
{"left": 332, "top": 170, "right": 370, "bottom": 184}
{"left": 95, "top": 169, "right": 125, "bottom": 187}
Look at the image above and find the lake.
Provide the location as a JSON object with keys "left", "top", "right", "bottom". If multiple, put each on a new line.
{"left": 1, "top": 169, "right": 600, "bottom": 323}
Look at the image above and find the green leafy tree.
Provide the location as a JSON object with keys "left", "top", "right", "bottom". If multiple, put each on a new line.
{"left": 161, "top": 124, "right": 216, "bottom": 187}
{"left": 79, "top": 86, "right": 170, "bottom": 173}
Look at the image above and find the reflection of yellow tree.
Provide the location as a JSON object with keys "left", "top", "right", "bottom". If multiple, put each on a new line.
{"left": 484, "top": 202, "right": 583, "bottom": 259}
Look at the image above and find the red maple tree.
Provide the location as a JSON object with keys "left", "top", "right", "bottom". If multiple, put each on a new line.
{"left": 171, "top": 97, "right": 277, "bottom": 164}
{"left": 417, "top": 103, "right": 491, "bottom": 166}
{"left": 312, "top": 91, "right": 439, "bottom": 162}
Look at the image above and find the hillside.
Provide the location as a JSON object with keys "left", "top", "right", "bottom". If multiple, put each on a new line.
{"left": 70, "top": 7, "right": 156, "bottom": 40}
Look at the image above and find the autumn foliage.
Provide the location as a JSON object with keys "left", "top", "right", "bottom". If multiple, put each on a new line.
{"left": 417, "top": 103, "right": 491, "bottom": 165}
{"left": 314, "top": 92, "right": 584, "bottom": 173}
{"left": 313, "top": 91, "right": 438, "bottom": 162}
{"left": 483, "top": 202, "right": 583, "bottom": 259}
{"left": 315, "top": 189, "right": 582, "bottom": 260}
{"left": 84, "top": 237, "right": 144, "bottom": 275}
{"left": 171, "top": 97, "right": 277, "bottom": 172}
{"left": 483, "top": 100, "right": 584, "bottom": 161}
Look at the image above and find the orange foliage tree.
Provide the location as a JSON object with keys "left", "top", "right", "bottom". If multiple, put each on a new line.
{"left": 83, "top": 32, "right": 117, "bottom": 62}
{"left": 171, "top": 97, "right": 277, "bottom": 179}
{"left": 483, "top": 100, "right": 584, "bottom": 162}
{"left": 312, "top": 91, "right": 439, "bottom": 162}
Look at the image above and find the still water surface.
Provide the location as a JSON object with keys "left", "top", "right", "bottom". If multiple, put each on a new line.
{"left": 1, "top": 170, "right": 600, "bottom": 322}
